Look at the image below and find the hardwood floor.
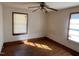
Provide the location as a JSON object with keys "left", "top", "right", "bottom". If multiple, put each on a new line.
{"left": 1, "top": 37, "right": 75, "bottom": 56}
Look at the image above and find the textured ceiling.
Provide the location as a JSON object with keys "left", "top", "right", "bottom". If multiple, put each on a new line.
{"left": 2, "top": 2, "right": 79, "bottom": 10}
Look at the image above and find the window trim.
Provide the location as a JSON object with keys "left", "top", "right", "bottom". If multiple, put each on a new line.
{"left": 12, "top": 12, "right": 28, "bottom": 35}
{"left": 67, "top": 12, "right": 79, "bottom": 40}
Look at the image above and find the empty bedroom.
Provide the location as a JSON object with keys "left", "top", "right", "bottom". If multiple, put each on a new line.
{"left": 0, "top": 2, "right": 79, "bottom": 56}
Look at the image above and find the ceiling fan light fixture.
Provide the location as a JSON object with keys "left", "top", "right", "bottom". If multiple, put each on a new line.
{"left": 28, "top": 2, "right": 58, "bottom": 13}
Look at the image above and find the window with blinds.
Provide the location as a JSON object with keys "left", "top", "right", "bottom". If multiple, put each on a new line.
{"left": 68, "top": 13, "right": 79, "bottom": 43}
{"left": 12, "top": 12, "right": 28, "bottom": 35}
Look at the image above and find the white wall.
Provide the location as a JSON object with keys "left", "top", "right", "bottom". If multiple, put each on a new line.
{"left": 3, "top": 6, "right": 46, "bottom": 42}
{"left": 0, "top": 4, "right": 3, "bottom": 52}
{"left": 47, "top": 6, "right": 79, "bottom": 52}
{"left": 3, "top": 4, "right": 79, "bottom": 52}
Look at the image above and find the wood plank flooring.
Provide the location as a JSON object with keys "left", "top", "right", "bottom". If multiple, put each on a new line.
{"left": 2, "top": 37, "right": 73, "bottom": 56}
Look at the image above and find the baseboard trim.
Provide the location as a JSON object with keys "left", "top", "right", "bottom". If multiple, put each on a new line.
{"left": 2, "top": 37, "right": 79, "bottom": 56}
{"left": 46, "top": 37, "right": 79, "bottom": 56}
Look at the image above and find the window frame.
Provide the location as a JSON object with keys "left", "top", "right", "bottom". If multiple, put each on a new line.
{"left": 67, "top": 12, "right": 79, "bottom": 40}
{"left": 12, "top": 12, "right": 28, "bottom": 35}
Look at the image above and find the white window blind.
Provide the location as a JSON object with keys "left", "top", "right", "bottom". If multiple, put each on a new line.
{"left": 68, "top": 13, "right": 79, "bottom": 43}
{"left": 13, "top": 12, "right": 28, "bottom": 35}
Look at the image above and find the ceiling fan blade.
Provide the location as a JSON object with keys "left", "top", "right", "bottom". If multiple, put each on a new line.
{"left": 28, "top": 6, "right": 40, "bottom": 8}
{"left": 32, "top": 8, "right": 40, "bottom": 12}
{"left": 44, "top": 8, "right": 48, "bottom": 13}
{"left": 45, "top": 5, "right": 58, "bottom": 11}
{"left": 41, "top": 9, "right": 45, "bottom": 14}
{"left": 45, "top": 6, "right": 58, "bottom": 11}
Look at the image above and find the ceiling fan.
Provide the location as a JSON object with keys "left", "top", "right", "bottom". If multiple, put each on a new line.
{"left": 28, "top": 2, "right": 58, "bottom": 13}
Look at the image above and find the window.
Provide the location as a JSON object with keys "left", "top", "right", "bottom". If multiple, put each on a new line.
{"left": 12, "top": 12, "right": 28, "bottom": 35}
{"left": 68, "top": 12, "right": 79, "bottom": 43}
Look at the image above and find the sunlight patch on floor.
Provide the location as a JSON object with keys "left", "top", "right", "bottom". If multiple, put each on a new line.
{"left": 22, "top": 40, "right": 52, "bottom": 50}
{"left": 23, "top": 40, "right": 35, "bottom": 47}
